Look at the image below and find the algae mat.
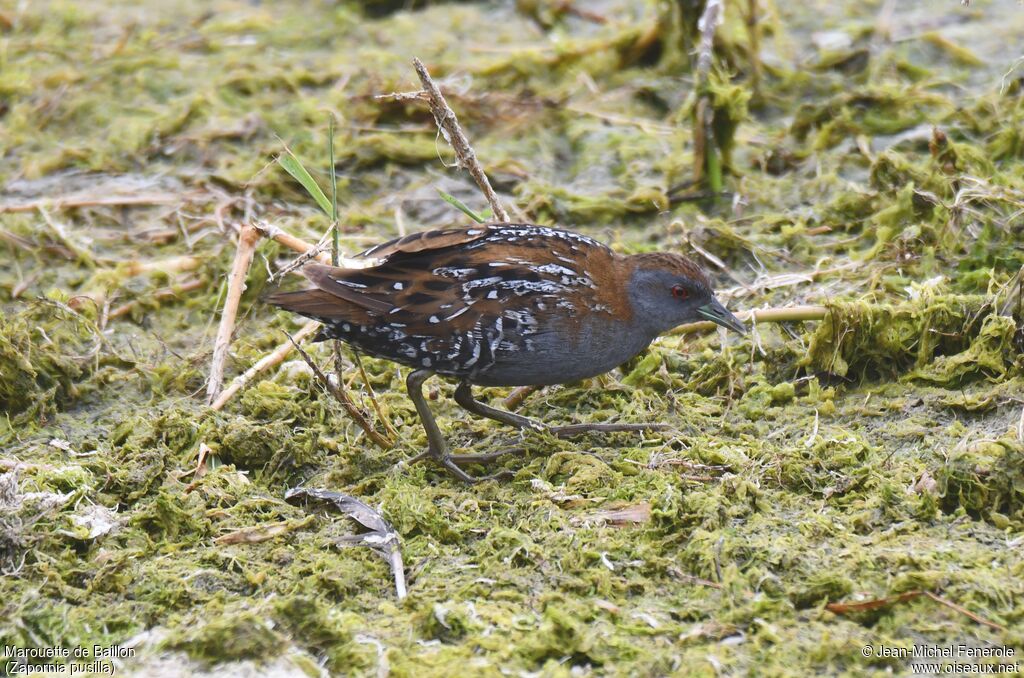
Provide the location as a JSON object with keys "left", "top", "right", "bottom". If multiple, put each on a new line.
{"left": 2, "top": 1, "right": 1024, "bottom": 676}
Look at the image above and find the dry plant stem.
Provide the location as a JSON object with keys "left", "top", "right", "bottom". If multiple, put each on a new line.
{"left": 0, "top": 227, "right": 36, "bottom": 252}
{"left": 252, "top": 221, "right": 371, "bottom": 269}
{"left": 412, "top": 57, "right": 511, "bottom": 222}
{"left": 38, "top": 206, "right": 96, "bottom": 268}
{"left": 392, "top": 552, "right": 408, "bottom": 599}
{"left": 923, "top": 591, "right": 1006, "bottom": 632}
{"left": 210, "top": 319, "right": 320, "bottom": 411}
{"left": 287, "top": 334, "right": 393, "bottom": 450}
{"left": 119, "top": 255, "right": 200, "bottom": 276}
{"left": 353, "top": 352, "right": 398, "bottom": 439}
{"left": 0, "top": 192, "right": 188, "bottom": 213}
{"left": 668, "top": 304, "right": 828, "bottom": 336}
{"left": 254, "top": 222, "right": 328, "bottom": 263}
{"left": 503, "top": 385, "right": 539, "bottom": 410}
{"left": 275, "top": 230, "right": 331, "bottom": 281}
{"left": 827, "top": 590, "right": 1005, "bottom": 632}
{"left": 206, "top": 224, "right": 260, "bottom": 405}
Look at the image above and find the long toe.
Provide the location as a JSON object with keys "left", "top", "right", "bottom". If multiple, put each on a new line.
{"left": 548, "top": 422, "right": 670, "bottom": 438}
{"left": 438, "top": 455, "right": 513, "bottom": 483}
{"left": 448, "top": 447, "right": 527, "bottom": 465}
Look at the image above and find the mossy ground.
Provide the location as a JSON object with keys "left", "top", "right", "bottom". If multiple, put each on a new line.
{"left": 2, "top": 1, "right": 1023, "bottom": 676}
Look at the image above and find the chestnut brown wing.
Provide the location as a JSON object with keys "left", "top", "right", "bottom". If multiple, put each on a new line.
{"left": 355, "top": 225, "right": 491, "bottom": 264}
{"left": 268, "top": 224, "right": 621, "bottom": 378}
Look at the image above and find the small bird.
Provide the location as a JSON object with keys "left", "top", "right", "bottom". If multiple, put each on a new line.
{"left": 268, "top": 223, "right": 745, "bottom": 482}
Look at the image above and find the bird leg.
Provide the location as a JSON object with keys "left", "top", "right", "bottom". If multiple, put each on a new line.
{"left": 405, "top": 370, "right": 513, "bottom": 483}
{"left": 454, "top": 381, "right": 546, "bottom": 431}
{"left": 454, "top": 381, "right": 670, "bottom": 439}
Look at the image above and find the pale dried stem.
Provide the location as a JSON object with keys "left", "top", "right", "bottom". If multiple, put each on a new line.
{"left": 273, "top": 229, "right": 332, "bottom": 281}
{"left": 353, "top": 352, "right": 398, "bottom": 439}
{"left": 391, "top": 550, "right": 408, "bottom": 600}
{"left": 118, "top": 255, "right": 200, "bottom": 277}
{"left": 252, "top": 221, "right": 373, "bottom": 269}
{"left": 0, "top": 192, "right": 191, "bottom": 213}
{"left": 374, "top": 89, "right": 428, "bottom": 102}
{"left": 38, "top": 206, "right": 96, "bottom": 268}
{"left": 503, "top": 386, "right": 540, "bottom": 411}
{"left": 668, "top": 305, "right": 828, "bottom": 336}
{"left": 412, "top": 57, "right": 511, "bottom": 222}
{"left": 206, "top": 224, "right": 261, "bottom": 405}
{"left": 211, "top": 320, "right": 320, "bottom": 411}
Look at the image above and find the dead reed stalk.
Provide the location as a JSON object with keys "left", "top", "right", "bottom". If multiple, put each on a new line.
{"left": 206, "top": 224, "right": 260, "bottom": 405}
{"left": 412, "top": 57, "right": 511, "bottom": 222}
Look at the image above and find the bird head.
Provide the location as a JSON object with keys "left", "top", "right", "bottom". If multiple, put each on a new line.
{"left": 625, "top": 252, "right": 746, "bottom": 336}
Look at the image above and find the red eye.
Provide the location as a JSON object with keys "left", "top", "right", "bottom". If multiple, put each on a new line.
{"left": 671, "top": 285, "right": 690, "bottom": 299}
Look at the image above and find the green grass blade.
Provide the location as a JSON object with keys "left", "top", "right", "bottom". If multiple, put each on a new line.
{"left": 278, "top": 148, "right": 333, "bottom": 217}
{"left": 436, "top": 188, "right": 486, "bottom": 223}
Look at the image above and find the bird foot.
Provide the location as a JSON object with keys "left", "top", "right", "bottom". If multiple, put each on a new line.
{"left": 405, "top": 446, "right": 518, "bottom": 484}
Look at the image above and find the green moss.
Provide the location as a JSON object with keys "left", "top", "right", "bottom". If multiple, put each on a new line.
{"left": 0, "top": 309, "right": 88, "bottom": 420}
{"left": 803, "top": 295, "right": 1019, "bottom": 383}
{"left": 169, "top": 605, "right": 286, "bottom": 664}
{"left": 3, "top": 0, "right": 1024, "bottom": 674}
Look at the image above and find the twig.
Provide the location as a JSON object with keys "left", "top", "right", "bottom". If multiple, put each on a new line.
{"left": 0, "top": 227, "right": 38, "bottom": 253}
{"left": 669, "top": 567, "right": 724, "bottom": 590}
{"left": 668, "top": 305, "right": 828, "bottom": 336}
{"left": 412, "top": 57, "right": 511, "bottom": 222}
{"left": 211, "top": 319, "right": 320, "bottom": 411}
{"left": 558, "top": 0, "right": 608, "bottom": 24}
{"left": 825, "top": 591, "right": 921, "bottom": 614}
{"left": 287, "top": 333, "right": 393, "bottom": 450}
{"left": 923, "top": 591, "right": 1006, "bottom": 632}
{"left": 272, "top": 228, "right": 332, "bottom": 282}
{"left": 252, "top": 221, "right": 372, "bottom": 268}
{"left": 353, "top": 352, "right": 398, "bottom": 440}
{"left": 206, "top": 224, "right": 261, "bottom": 405}
{"left": 826, "top": 590, "right": 1005, "bottom": 632}
{"left": 374, "top": 89, "right": 428, "bottom": 102}
{"left": 214, "top": 516, "right": 315, "bottom": 545}
{"left": 118, "top": 255, "right": 200, "bottom": 277}
{"left": 503, "top": 385, "right": 539, "bottom": 411}
{"left": 564, "top": 105, "right": 675, "bottom": 134}
{"left": 38, "top": 206, "right": 96, "bottom": 268}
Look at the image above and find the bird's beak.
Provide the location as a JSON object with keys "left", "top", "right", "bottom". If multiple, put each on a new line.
{"left": 698, "top": 298, "right": 747, "bottom": 335}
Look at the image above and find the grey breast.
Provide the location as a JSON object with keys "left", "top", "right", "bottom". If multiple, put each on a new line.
{"left": 470, "top": 314, "right": 657, "bottom": 387}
